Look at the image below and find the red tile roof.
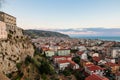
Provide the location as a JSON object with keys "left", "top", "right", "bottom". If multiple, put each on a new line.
{"left": 85, "top": 63, "right": 94, "bottom": 67}
{"left": 57, "top": 60, "right": 70, "bottom": 64}
{"left": 69, "top": 61, "right": 76, "bottom": 65}
{"left": 53, "top": 56, "right": 71, "bottom": 59}
{"left": 93, "top": 56, "right": 101, "bottom": 62}
{"left": 41, "top": 47, "right": 49, "bottom": 51}
{"left": 57, "top": 60, "right": 76, "bottom": 65}
{"left": 85, "top": 74, "right": 109, "bottom": 80}
{"left": 87, "top": 65, "right": 103, "bottom": 71}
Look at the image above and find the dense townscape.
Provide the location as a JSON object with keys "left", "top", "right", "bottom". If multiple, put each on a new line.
{"left": 32, "top": 37, "right": 120, "bottom": 80}
{"left": 0, "top": 2, "right": 120, "bottom": 79}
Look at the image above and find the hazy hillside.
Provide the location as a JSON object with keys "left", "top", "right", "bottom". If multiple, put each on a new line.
{"left": 24, "top": 29, "right": 70, "bottom": 38}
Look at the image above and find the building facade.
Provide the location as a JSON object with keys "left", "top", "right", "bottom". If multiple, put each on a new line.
{"left": 111, "top": 48, "right": 120, "bottom": 58}
{"left": 0, "top": 21, "right": 7, "bottom": 39}
{"left": 0, "top": 11, "right": 17, "bottom": 39}
{"left": 44, "top": 50, "right": 55, "bottom": 57}
{"left": 57, "top": 49, "right": 70, "bottom": 56}
{"left": 85, "top": 65, "right": 104, "bottom": 76}
{"left": 0, "top": 11, "right": 16, "bottom": 30}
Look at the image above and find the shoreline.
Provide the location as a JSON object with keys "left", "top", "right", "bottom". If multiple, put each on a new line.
{"left": 70, "top": 36, "right": 120, "bottom": 42}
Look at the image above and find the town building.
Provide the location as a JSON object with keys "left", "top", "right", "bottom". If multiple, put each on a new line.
{"left": 115, "top": 72, "right": 120, "bottom": 80}
{"left": 92, "top": 53, "right": 99, "bottom": 57}
{"left": 78, "top": 45, "right": 87, "bottom": 51}
{"left": 44, "top": 50, "right": 55, "bottom": 57}
{"left": 98, "top": 60, "right": 107, "bottom": 65}
{"left": 81, "top": 52, "right": 88, "bottom": 61}
{"left": 57, "top": 60, "right": 70, "bottom": 70}
{"left": 70, "top": 61, "right": 79, "bottom": 70}
{"left": 104, "top": 62, "right": 119, "bottom": 73}
{"left": 0, "top": 11, "right": 17, "bottom": 39}
{"left": 92, "top": 56, "right": 101, "bottom": 64}
{"left": 56, "top": 49, "right": 70, "bottom": 56}
{"left": 53, "top": 56, "right": 79, "bottom": 70}
{"left": 85, "top": 65, "right": 104, "bottom": 76}
{"left": 80, "top": 59, "right": 92, "bottom": 67}
{"left": 111, "top": 47, "right": 120, "bottom": 58}
{"left": 0, "top": 11, "right": 16, "bottom": 30}
{"left": 53, "top": 56, "right": 72, "bottom": 64}
{"left": 105, "top": 57, "right": 115, "bottom": 63}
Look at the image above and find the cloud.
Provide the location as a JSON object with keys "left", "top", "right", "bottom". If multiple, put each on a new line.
{"left": 55, "top": 28, "right": 85, "bottom": 32}
{"left": 49, "top": 28, "right": 120, "bottom": 36}
{"left": 59, "top": 31, "right": 97, "bottom": 35}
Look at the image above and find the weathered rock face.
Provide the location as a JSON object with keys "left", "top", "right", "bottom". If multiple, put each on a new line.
{"left": 0, "top": 26, "right": 34, "bottom": 74}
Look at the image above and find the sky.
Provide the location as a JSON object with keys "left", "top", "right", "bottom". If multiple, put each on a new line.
{"left": 0, "top": 0, "right": 120, "bottom": 36}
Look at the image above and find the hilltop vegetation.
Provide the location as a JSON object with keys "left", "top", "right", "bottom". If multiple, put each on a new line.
{"left": 7, "top": 50, "right": 77, "bottom": 80}
{"left": 24, "top": 29, "right": 70, "bottom": 38}
{"left": 7, "top": 51, "right": 59, "bottom": 80}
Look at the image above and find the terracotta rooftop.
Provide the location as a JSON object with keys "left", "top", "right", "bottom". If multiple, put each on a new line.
{"left": 57, "top": 60, "right": 70, "bottom": 64}
{"left": 87, "top": 65, "right": 103, "bottom": 71}
{"left": 53, "top": 56, "right": 71, "bottom": 59}
{"left": 85, "top": 63, "right": 94, "bottom": 67}
{"left": 69, "top": 61, "right": 76, "bottom": 65}
{"left": 41, "top": 47, "right": 49, "bottom": 51}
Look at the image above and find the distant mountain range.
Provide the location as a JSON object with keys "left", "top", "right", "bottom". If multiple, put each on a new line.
{"left": 24, "top": 29, "right": 70, "bottom": 38}
{"left": 51, "top": 28, "right": 120, "bottom": 37}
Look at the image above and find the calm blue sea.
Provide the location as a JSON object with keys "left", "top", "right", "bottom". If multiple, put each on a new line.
{"left": 71, "top": 36, "right": 120, "bottom": 42}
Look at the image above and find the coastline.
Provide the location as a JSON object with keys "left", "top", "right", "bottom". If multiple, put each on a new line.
{"left": 70, "top": 36, "right": 120, "bottom": 42}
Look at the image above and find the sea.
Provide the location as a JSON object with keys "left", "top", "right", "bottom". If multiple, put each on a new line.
{"left": 71, "top": 36, "right": 120, "bottom": 42}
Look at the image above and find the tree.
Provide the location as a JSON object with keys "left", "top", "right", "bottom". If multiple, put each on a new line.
{"left": 43, "top": 52, "right": 46, "bottom": 57}
{"left": 63, "top": 69, "right": 71, "bottom": 76}
{"left": 16, "top": 62, "right": 22, "bottom": 70}
{"left": 41, "top": 73, "right": 48, "bottom": 80}
{"left": 72, "top": 57, "right": 80, "bottom": 64}
{"left": 39, "top": 60, "right": 55, "bottom": 75}
{"left": 87, "top": 55, "right": 93, "bottom": 62}
{"left": 25, "top": 55, "right": 33, "bottom": 66}
{"left": 105, "top": 68, "right": 112, "bottom": 77}
{"left": 74, "top": 70, "right": 85, "bottom": 80}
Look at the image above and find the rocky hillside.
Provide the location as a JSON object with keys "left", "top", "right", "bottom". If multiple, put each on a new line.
{"left": 8, "top": 52, "right": 76, "bottom": 80}
{"left": 24, "top": 29, "right": 70, "bottom": 38}
{"left": 0, "top": 26, "right": 34, "bottom": 75}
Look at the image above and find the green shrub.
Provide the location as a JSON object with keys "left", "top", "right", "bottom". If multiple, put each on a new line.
{"left": 25, "top": 55, "right": 33, "bottom": 66}
{"left": 16, "top": 62, "right": 22, "bottom": 70}
{"left": 63, "top": 69, "right": 71, "bottom": 76}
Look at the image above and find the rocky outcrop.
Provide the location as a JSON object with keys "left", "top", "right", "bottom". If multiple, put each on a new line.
{"left": 0, "top": 26, "right": 34, "bottom": 74}
{"left": 0, "top": 72, "right": 10, "bottom": 80}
